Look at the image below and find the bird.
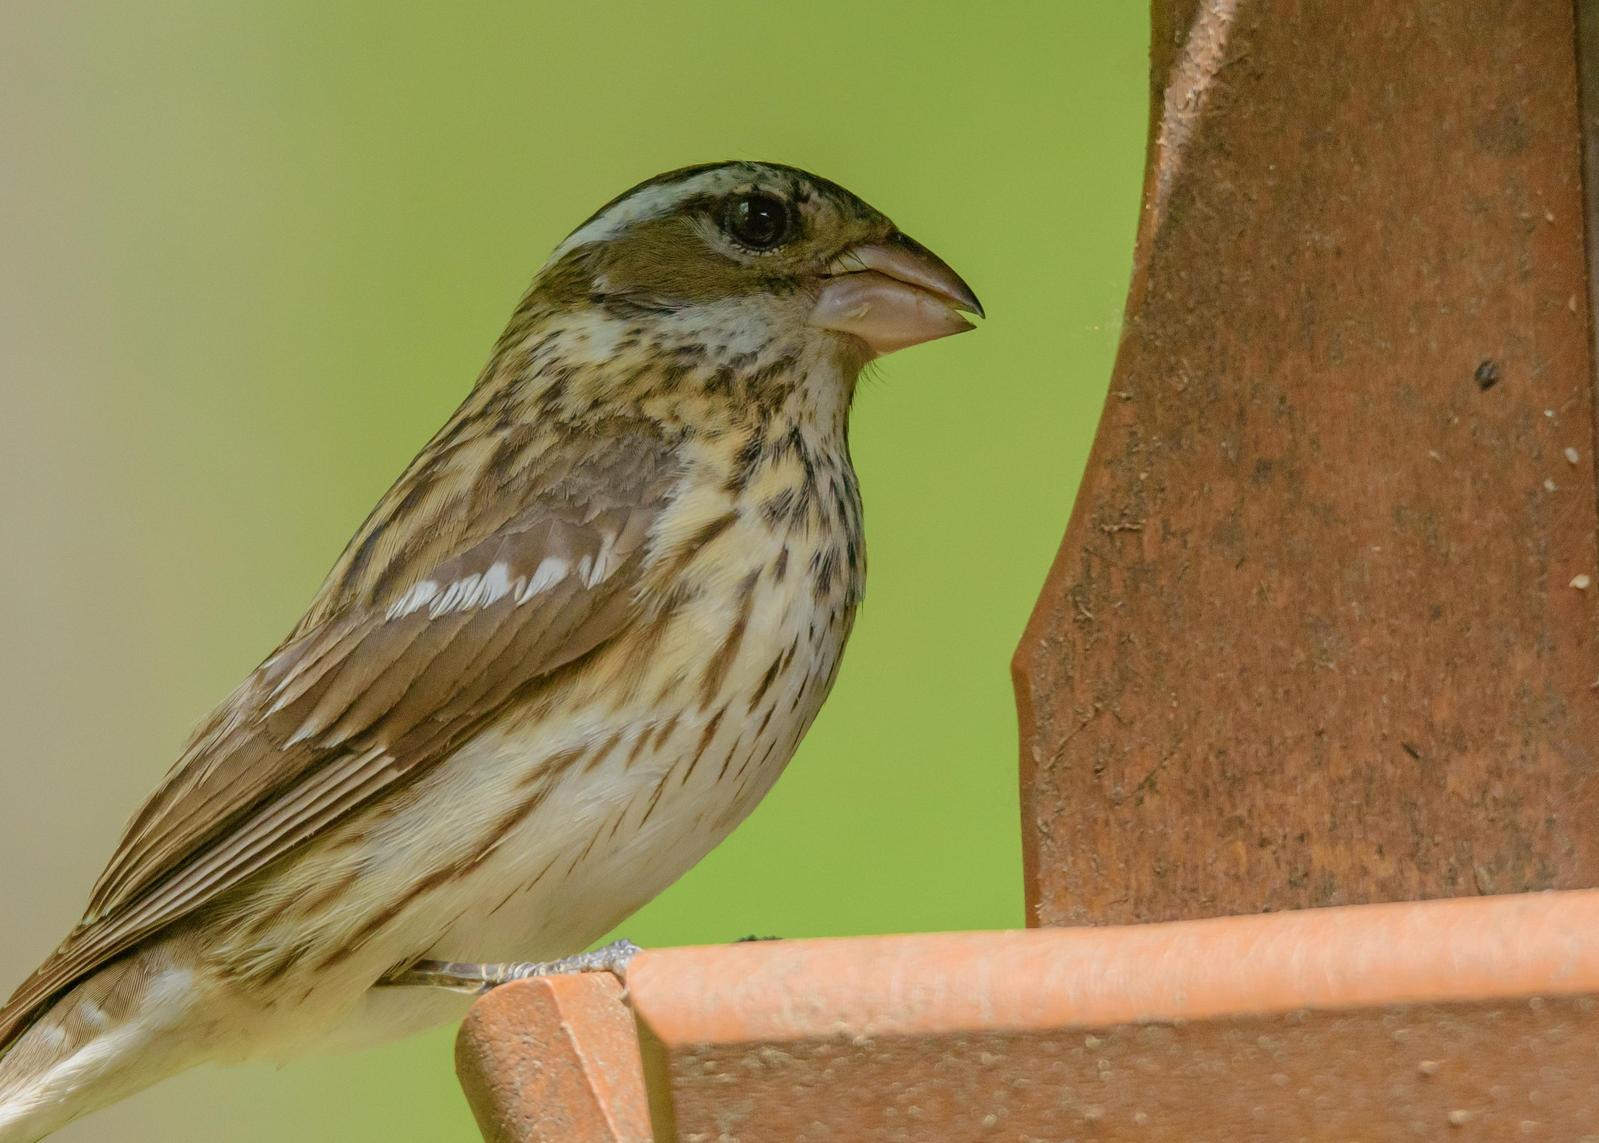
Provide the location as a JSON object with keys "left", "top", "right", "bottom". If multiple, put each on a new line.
{"left": 0, "top": 160, "right": 981, "bottom": 1139}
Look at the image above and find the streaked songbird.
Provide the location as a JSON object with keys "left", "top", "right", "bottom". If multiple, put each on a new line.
{"left": 0, "top": 160, "right": 981, "bottom": 1140}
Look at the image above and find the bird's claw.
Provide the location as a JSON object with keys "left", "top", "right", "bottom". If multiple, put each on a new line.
{"left": 380, "top": 938, "right": 643, "bottom": 993}
{"left": 493, "top": 938, "right": 642, "bottom": 991}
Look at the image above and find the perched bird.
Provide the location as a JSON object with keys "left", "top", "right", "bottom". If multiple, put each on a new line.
{"left": 0, "top": 161, "right": 981, "bottom": 1139}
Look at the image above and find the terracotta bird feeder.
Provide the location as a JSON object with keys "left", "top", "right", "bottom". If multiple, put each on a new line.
{"left": 455, "top": 2, "right": 1599, "bottom": 1137}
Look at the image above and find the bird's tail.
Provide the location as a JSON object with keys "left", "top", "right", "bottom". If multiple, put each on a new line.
{"left": 0, "top": 945, "right": 203, "bottom": 1142}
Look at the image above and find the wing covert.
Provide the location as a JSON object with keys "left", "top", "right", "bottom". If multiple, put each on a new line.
{"left": 0, "top": 424, "right": 677, "bottom": 1052}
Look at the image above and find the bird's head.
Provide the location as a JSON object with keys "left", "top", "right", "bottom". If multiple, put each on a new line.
{"left": 526, "top": 161, "right": 982, "bottom": 382}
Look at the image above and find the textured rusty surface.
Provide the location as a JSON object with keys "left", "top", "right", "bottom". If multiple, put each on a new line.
{"left": 455, "top": 975, "right": 649, "bottom": 1143}
{"left": 1583, "top": 0, "right": 1599, "bottom": 339}
{"left": 1015, "top": 0, "right": 1599, "bottom": 926}
{"left": 649, "top": 1001, "right": 1599, "bottom": 1141}
{"left": 627, "top": 892, "right": 1599, "bottom": 1140}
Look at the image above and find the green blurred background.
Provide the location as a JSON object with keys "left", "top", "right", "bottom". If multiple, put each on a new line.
{"left": 0, "top": 3, "right": 1146, "bottom": 1139}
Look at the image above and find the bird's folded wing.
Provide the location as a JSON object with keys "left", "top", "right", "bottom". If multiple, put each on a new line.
{"left": 0, "top": 433, "right": 676, "bottom": 1051}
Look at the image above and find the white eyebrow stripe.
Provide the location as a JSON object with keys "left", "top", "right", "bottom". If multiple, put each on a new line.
{"left": 542, "top": 166, "right": 755, "bottom": 265}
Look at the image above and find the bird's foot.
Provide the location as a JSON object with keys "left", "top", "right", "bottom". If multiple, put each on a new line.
{"left": 381, "top": 938, "right": 643, "bottom": 994}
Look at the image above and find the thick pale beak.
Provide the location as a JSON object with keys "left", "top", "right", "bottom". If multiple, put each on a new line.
{"left": 809, "top": 232, "right": 984, "bottom": 356}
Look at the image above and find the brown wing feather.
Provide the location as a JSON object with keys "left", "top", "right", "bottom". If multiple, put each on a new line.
{"left": 0, "top": 416, "right": 679, "bottom": 1051}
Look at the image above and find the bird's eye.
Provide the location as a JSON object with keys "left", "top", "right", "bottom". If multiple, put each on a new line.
{"left": 722, "top": 192, "right": 793, "bottom": 251}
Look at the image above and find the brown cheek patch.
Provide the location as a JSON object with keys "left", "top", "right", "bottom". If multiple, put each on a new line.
{"left": 599, "top": 214, "right": 837, "bottom": 308}
{"left": 601, "top": 216, "right": 756, "bottom": 305}
{"left": 535, "top": 251, "right": 601, "bottom": 308}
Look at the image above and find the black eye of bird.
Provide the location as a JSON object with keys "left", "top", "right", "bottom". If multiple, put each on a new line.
{"left": 723, "top": 192, "right": 793, "bottom": 251}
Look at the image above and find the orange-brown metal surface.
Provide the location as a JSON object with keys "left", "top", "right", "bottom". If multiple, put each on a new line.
{"left": 1582, "top": 0, "right": 1599, "bottom": 339}
{"left": 628, "top": 892, "right": 1599, "bottom": 1140}
{"left": 455, "top": 975, "right": 650, "bottom": 1143}
{"left": 645, "top": 1000, "right": 1599, "bottom": 1141}
{"left": 1015, "top": 0, "right": 1599, "bottom": 927}
{"left": 455, "top": 896, "right": 1599, "bottom": 1140}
